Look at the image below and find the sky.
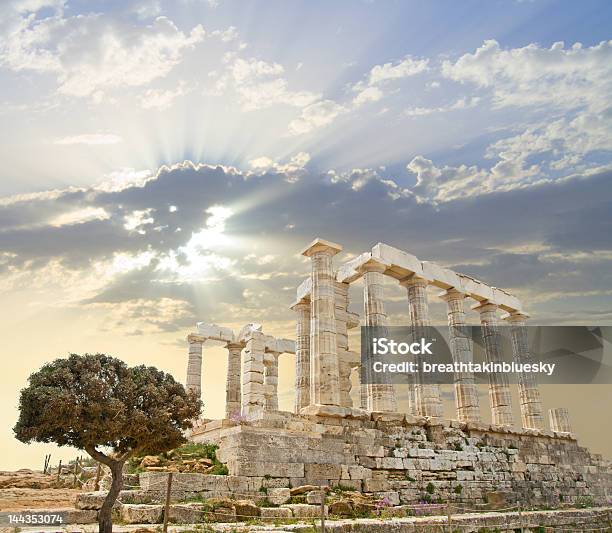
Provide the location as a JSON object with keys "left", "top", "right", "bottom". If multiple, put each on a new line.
{"left": 0, "top": 0, "right": 611, "bottom": 470}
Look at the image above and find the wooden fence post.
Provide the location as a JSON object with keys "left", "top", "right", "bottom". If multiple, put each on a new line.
{"left": 56, "top": 460, "right": 62, "bottom": 483}
{"left": 319, "top": 487, "right": 326, "bottom": 533}
{"left": 94, "top": 463, "right": 102, "bottom": 491}
{"left": 162, "top": 472, "right": 173, "bottom": 533}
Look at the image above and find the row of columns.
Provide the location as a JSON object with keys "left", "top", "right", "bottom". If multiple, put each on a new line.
{"left": 292, "top": 240, "right": 555, "bottom": 433}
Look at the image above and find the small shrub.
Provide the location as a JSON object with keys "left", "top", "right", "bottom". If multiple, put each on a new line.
{"left": 426, "top": 482, "right": 435, "bottom": 494}
{"left": 453, "top": 484, "right": 463, "bottom": 494}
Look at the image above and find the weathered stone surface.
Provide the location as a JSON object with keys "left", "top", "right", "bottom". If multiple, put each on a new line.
{"left": 306, "top": 490, "right": 325, "bottom": 504}
{"left": 260, "top": 506, "right": 293, "bottom": 519}
{"left": 267, "top": 487, "right": 291, "bottom": 505}
{"left": 120, "top": 504, "right": 163, "bottom": 524}
{"left": 233, "top": 499, "right": 260, "bottom": 520}
{"left": 168, "top": 503, "right": 207, "bottom": 524}
{"left": 290, "top": 484, "right": 326, "bottom": 496}
{"left": 283, "top": 503, "right": 327, "bottom": 518}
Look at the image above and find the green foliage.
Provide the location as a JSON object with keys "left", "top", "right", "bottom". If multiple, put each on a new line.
{"left": 288, "top": 495, "right": 306, "bottom": 504}
{"left": 14, "top": 353, "right": 201, "bottom": 458}
{"left": 405, "top": 474, "right": 416, "bottom": 482}
{"left": 453, "top": 484, "right": 463, "bottom": 494}
{"left": 426, "top": 482, "right": 436, "bottom": 494}
{"left": 209, "top": 462, "right": 228, "bottom": 475}
{"left": 453, "top": 442, "right": 464, "bottom": 451}
{"left": 575, "top": 495, "right": 595, "bottom": 508}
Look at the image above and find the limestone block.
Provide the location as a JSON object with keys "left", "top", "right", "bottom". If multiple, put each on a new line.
{"left": 57, "top": 509, "right": 98, "bottom": 524}
{"left": 290, "top": 484, "right": 325, "bottom": 496}
{"left": 120, "top": 504, "right": 163, "bottom": 524}
{"left": 260, "top": 507, "right": 292, "bottom": 519}
{"left": 229, "top": 460, "right": 304, "bottom": 478}
{"left": 306, "top": 490, "right": 325, "bottom": 504}
{"left": 262, "top": 477, "right": 290, "bottom": 489}
{"left": 373, "top": 491, "right": 400, "bottom": 506}
{"left": 234, "top": 500, "right": 261, "bottom": 520}
{"left": 305, "top": 463, "right": 342, "bottom": 479}
{"left": 348, "top": 465, "right": 372, "bottom": 480}
{"left": 169, "top": 503, "right": 207, "bottom": 524}
{"left": 283, "top": 503, "right": 327, "bottom": 518}
{"left": 380, "top": 457, "right": 404, "bottom": 469}
{"left": 363, "top": 478, "right": 391, "bottom": 492}
{"left": 371, "top": 243, "right": 423, "bottom": 279}
{"left": 329, "top": 500, "right": 354, "bottom": 516}
{"left": 196, "top": 322, "right": 235, "bottom": 342}
{"left": 75, "top": 491, "right": 111, "bottom": 510}
{"left": 267, "top": 487, "right": 291, "bottom": 505}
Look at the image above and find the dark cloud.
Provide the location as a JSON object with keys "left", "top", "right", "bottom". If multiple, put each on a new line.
{"left": 0, "top": 161, "right": 611, "bottom": 328}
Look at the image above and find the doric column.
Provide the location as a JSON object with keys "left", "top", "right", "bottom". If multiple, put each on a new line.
{"left": 264, "top": 352, "right": 279, "bottom": 411}
{"left": 225, "top": 342, "right": 242, "bottom": 419}
{"left": 472, "top": 302, "right": 514, "bottom": 426}
{"left": 503, "top": 311, "right": 544, "bottom": 430}
{"left": 439, "top": 289, "right": 481, "bottom": 423}
{"left": 242, "top": 330, "right": 266, "bottom": 418}
{"left": 301, "top": 238, "right": 342, "bottom": 407}
{"left": 362, "top": 260, "right": 397, "bottom": 412}
{"left": 400, "top": 276, "right": 444, "bottom": 417}
{"left": 186, "top": 335, "right": 204, "bottom": 401}
{"left": 291, "top": 300, "right": 311, "bottom": 412}
{"left": 549, "top": 408, "right": 572, "bottom": 433}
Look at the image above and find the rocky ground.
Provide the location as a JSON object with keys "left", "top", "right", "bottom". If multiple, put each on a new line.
{"left": 0, "top": 470, "right": 81, "bottom": 512}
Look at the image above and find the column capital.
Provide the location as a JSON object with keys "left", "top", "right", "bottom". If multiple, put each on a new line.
{"left": 471, "top": 300, "right": 499, "bottom": 313}
{"left": 358, "top": 257, "right": 388, "bottom": 274}
{"left": 301, "top": 237, "right": 342, "bottom": 257}
{"left": 187, "top": 334, "right": 205, "bottom": 345}
{"left": 290, "top": 299, "right": 310, "bottom": 312}
{"left": 501, "top": 311, "right": 531, "bottom": 322}
{"left": 399, "top": 274, "right": 428, "bottom": 288}
{"left": 226, "top": 341, "right": 243, "bottom": 350}
{"left": 438, "top": 287, "right": 467, "bottom": 302}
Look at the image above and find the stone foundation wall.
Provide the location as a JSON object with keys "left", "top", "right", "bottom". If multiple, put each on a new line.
{"left": 190, "top": 410, "right": 611, "bottom": 507}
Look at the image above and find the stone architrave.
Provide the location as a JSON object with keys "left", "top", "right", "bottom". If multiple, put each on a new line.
{"left": 439, "top": 288, "right": 481, "bottom": 423}
{"left": 400, "top": 276, "right": 444, "bottom": 418}
{"left": 186, "top": 335, "right": 204, "bottom": 401}
{"left": 225, "top": 342, "right": 242, "bottom": 419}
{"left": 301, "top": 238, "right": 342, "bottom": 407}
{"left": 503, "top": 311, "right": 544, "bottom": 430}
{"left": 472, "top": 301, "right": 514, "bottom": 426}
{"left": 291, "top": 300, "right": 311, "bottom": 412}
{"left": 362, "top": 260, "right": 397, "bottom": 412}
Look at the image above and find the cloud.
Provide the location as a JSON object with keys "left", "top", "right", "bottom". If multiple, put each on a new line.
{"left": 53, "top": 134, "right": 123, "bottom": 145}
{"left": 441, "top": 39, "right": 612, "bottom": 112}
{"left": 215, "top": 57, "right": 319, "bottom": 111}
{"left": 248, "top": 152, "right": 311, "bottom": 182}
{"left": 367, "top": 56, "right": 429, "bottom": 85}
{"left": 288, "top": 100, "right": 346, "bottom": 135}
{"left": 141, "top": 81, "right": 189, "bottom": 110}
{"left": 0, "top": 5, "right": 205, "bottom": 99}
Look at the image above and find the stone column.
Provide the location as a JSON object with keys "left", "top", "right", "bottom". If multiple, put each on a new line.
{"left": 336, "top": 281, "right": 356, "bottom": 408}
{"left": 242, "top": 330, "right": 266, "bottom": 418}
{"left": 292, "top": 300, "right": 311, "bottom": 413}
{"left": 400, "top": 276, "right": 444, "bottom": 417}
{"left": 472, "top": 302, "right": 514, "bottom": 426}
{"left": 225, "top": 342, "right": 242, "bottom": 419}
{"left": 363, "top": 260, "right": 397, "bottom": 412}
{"left": 186, "top": 335, "right": 204, "bottom": 401}
{"left": 440, "top": 289, "right": 481, "bottom": 423}
{"left": 503, "top": 312, "right": 544, "bottom": 430}
{"left": 549, "top": 408, "right": 572, "bottom": 433}
{"left": 302, "top": 238, "right": 342, "bottom": 407}
{"left": 264, "top": 352, "right": 279, "bottom": 411}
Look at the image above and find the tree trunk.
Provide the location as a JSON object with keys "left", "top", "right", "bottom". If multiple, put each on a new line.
{"left": 98, "top": 460, "right": 124, "bottom": 533}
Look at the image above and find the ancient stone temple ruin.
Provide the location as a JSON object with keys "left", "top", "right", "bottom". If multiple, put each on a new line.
{"left": 184, "top": 238, "right": 611, "bottom": 507}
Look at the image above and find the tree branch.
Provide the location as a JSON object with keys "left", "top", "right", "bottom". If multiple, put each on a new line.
{"left": 84, "top": 445, "right": 114, "bottom": 467}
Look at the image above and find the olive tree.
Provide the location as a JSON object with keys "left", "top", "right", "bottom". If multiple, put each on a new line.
{"left": 14, "top": 353, "right": 201, "bottom": 533}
